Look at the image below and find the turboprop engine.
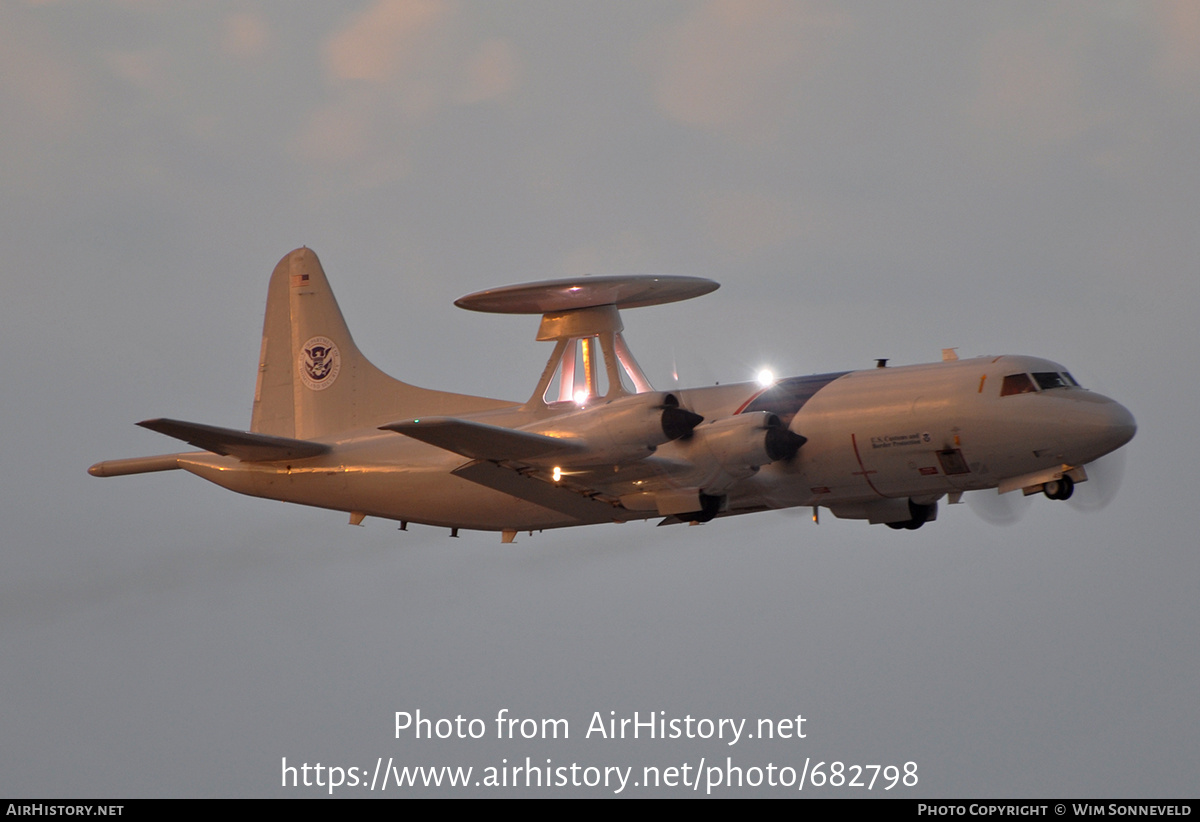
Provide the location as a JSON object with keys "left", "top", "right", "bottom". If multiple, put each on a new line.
{"left": 622, "top": 411, "right": 808, "bottom": 523}
{"left": 529, "top": 391, "right": 703, "bottom": 466}
{"left": 684, "top": 411, "right": 807, "bottom": 494}
{"left": 828, "top": 497, "right": 939, "bottom": 530}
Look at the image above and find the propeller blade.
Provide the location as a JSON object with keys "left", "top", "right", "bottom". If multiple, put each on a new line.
{"left": 967, "top": 488, "right": 1033, "bottom": 525}
{"left": 1068, "top": 450, "right": 1126, "bottom": 512}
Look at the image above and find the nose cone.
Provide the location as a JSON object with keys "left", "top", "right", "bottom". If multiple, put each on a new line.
{"left": 1105, "top": 400, "right": 1137, "bottom": 451}
{"left": 1067, "top": 394, "right": 1136, "bottom": 463}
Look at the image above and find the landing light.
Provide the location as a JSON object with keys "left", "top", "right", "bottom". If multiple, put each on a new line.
{"left": 756, "top": 368, "right": 776, "bottom": 388}
{"left": 573, "top": 389, "right": 588, "bottom": 405}
{"left": 552, "top": 466, "right": 562, "bottom": 482}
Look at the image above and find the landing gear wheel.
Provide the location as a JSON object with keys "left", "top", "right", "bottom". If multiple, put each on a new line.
{"left": 885, "top": 500, "right": 937, "bottom": 530}
{"left": 886, "top": 519, "right": 926, "bottom": 530}
{"left": 1044, "top": 476, "right": 1075, "bottom": 501}
{"left": 684, "top": 493, "right": 723, "bottom": 524}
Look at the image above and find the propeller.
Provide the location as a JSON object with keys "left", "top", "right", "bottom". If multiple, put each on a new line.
{"left": 1067, "top": 449, "right": 1127, "bottom": 512}
{"left": 967, "top": 450, "right": 1128, "bottom": 524}
{"left": 966, "top": 487, "right": 1033, "bottom": 525}
{"left": 1063, "top": 370, "right": 1130, "bottom": 513}
{"left": 659, "top": 402, "right": 704, "bottom": 440}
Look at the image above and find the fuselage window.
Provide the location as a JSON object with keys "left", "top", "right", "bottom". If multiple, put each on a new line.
{"left": 1033, "top": 372, "right": 1071, "bottom": 390}
{"left": 1000, "top": 373, "right": 1036, "bottom": 396}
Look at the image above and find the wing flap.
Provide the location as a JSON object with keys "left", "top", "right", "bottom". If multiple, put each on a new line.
{"left": 381, "top": 417, "right": 583, "bottom": 461}
{"left": 451, "top": 460, "right": 629, "bottom": 523}
{"left": 137, "top": 418, "right": 330, "bottom": 461}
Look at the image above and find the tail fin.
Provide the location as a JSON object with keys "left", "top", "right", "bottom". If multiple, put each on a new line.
{"left": 251, "top": 248, "right": 510, "bottom": 439}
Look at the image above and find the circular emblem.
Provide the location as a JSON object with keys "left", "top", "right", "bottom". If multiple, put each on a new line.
{"left": 299, "top": 336, "right": 341, "bottom": 390}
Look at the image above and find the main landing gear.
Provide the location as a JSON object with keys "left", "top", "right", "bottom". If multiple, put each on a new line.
{"left": 684, "top": 493, "right": 724, "bottom": 524}
{"left": 886, "top": 500, "right": 938, "bottom": 531}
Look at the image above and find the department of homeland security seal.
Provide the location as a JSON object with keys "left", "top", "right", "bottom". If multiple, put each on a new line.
{"left": 299, "top": 335, "right": 341, "bottom": 390}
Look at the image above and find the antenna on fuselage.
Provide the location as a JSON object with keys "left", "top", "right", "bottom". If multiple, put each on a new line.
{"left": 455, "top": 275, "right": 719, "bottom": 408}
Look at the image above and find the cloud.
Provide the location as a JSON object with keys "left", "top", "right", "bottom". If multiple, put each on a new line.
{"left": 292, "top": 0, "right": 522, "bottom": 183}
{"left": 104, "top": 48, "right": 171, "bottom": 96}
{"left": 0, "top": 5, "right": 89, "bottom": 133}
{"left": 221, "top": 11, "right": 271, "bottom": 60}
{"left": 291, "top": 90, "right": 377, "bottom": 167}
{"left": 702, "top": 190, "right": 813, "bottom": 255}
{"left": 647, "top": 0, "right": 847, "bottom": 144}
{"left": 1151, "top": 0, "right": 1200, "bottom": 85}
{"left": 324, "top": 0, "right": 451, "bottom": 83}
{"left": 459, "top": 37, "right": 520, "bottom": 105}
{"left": 0, "top": 2, "right": 96, "bottom": 194}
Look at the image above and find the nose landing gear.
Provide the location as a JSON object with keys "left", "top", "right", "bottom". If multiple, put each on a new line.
{"left": 1043, "top": 476, "right": 1075, "bottom": 501}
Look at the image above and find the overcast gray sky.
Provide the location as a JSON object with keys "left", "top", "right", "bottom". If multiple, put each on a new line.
{"left": 1, "top": 0, "right": 1197, "bottom": 797}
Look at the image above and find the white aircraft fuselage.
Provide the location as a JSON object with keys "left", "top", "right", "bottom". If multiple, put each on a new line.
{"left": 90, "top": 249, "right": 1136, "bottom": 536}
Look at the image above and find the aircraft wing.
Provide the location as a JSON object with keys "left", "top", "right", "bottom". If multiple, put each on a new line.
{"left": 137, "top": 418, "right": 330, "bottom": 461}
{"left": 450, "top": 455, "right": 694, "bottom": 524}
{"left": 450, "top": 460, "right": 630, "bottom": 522}
{"left": 380, "top": 417, "right": 585, "bottom": 461}
{"left": 384, "top": 417, "right": 701, "bottom": 523}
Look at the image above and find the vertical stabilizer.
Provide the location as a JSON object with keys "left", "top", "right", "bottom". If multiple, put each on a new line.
{"left": 250, "top": 248, "right": 511, "bottom": 439}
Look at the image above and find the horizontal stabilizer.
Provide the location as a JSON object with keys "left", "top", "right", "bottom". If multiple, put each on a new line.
{"left": 380, "top": 417, "right": 583, "bottom": 461}
{"left": 137, "top": 418, "right": 330, "bottom": 461}
{"left": 88, "top": 454, "right": 182, "bottom": 477}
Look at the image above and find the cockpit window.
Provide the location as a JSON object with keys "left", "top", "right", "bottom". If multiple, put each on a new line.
{"left": 1000, "top": 373, "right": 1036, "bottom": 396}
{"left": 1033, "top": 372, "right": 1071, "bottom": 390}
{"left": 1062, "top": 372, "right": 1080, "bottom": 387}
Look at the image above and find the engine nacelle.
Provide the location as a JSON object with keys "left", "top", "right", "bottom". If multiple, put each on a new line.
{"left": 685, "top": 411, "right": 806, "bottom": 493}
{"left": 828, "top": 497, "right": 940, "bottom": 529}
{"left": 529, "top": 391, "right": 702, "bottom": 466}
